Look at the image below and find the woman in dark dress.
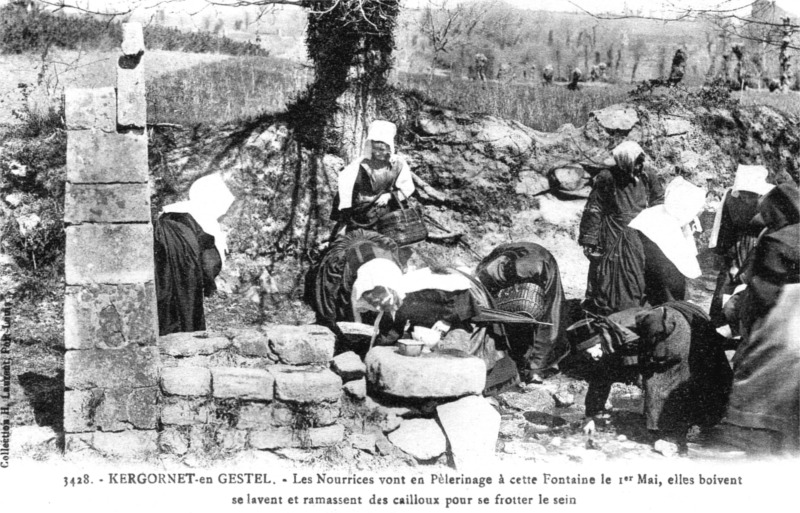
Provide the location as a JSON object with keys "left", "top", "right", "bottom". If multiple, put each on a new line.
{"left": 475, "top": 242, "right": 567, "bottom": 383}
{"left": 579, "top": 141, "right": 664, "bottom": 314}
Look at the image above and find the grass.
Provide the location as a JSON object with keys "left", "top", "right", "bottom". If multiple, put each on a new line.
{"left": 146, "top": 59, "right": 633, "bottom": 131}
{"left": 395, "top": 73, "right": 633, "bottom": 132}
{"left": 737, "top": 89, "right": 800, "bottom": 119}
{"left": 147, "top": 56, "right": 312, "bottom": 127}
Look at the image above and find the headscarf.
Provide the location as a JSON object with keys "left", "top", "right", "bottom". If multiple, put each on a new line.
{"left": 337, "top": 120, "right": 414, "bottom": 210}
{"left": 162, "top": 173, "right": 235, "bottom": 264}
{"left": 629, "top": 177, "right": 706, "bottom": 278}
{"left": 709, "top": 165, "right": 774, "bottom": 248}
{"left": 752, "top": 183, "right": 800, "bottom": 232}
{"left": 611, "top": 141, "right": 645, "bottom": 178}
{"left": 351, "top": 258, "right": 405, "bottom": 321}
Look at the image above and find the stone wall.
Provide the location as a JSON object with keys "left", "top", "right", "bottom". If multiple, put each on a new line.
{"left": 157, "top": 326, "right": 345, "bottom": 457}
{"left": 62, "top": 23, "right": 159, "bottom": 458}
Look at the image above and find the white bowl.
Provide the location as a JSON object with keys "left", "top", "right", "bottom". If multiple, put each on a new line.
{"left": 397, "top": 340, "right": 424, "bottom": 357}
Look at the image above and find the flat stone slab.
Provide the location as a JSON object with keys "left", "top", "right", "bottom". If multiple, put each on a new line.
{"left": 65, "top": 183, "right": 150, "bottom": 224}
{"left": 331, "top": 351, "right": 366, "bottom": 382}
{"left": 64, "top": 87, "right": 116, "bottom": 132}
{"left": 64, "top": 282, "right": 157, "bottom": 350}
{"left": 365, "top": 346, "right": 486, "bottom": 399}
{"left": 336, "top": 321, "right": 374, "bottom": 346}
{"left": 516, "top": 171, "right": 549, "bottom": 196}
{"left": 437, "top": 395, "right": 500, "bottom": 471}
{"left": 161, "top": 367, "right": 212, "bottom": 396}
{"left": 387, "top": 418, "right": 446, "bottom": 461}
{"left": 64, "top": 346, "right": 159, "bottom": 390}
{"left": 498, "top": 388, "right": 556, "bottom": 414}
{"left": 161, "top": 397, "right": 211, "bottom": 425}
{"left": 66, "top": 430, "right": 158, "bottom": 459}
{"left": 270, "top": 366, "right": 342, "bottom": 403}
{"left": 343, "top": 378, "right": 367, "bottom": 400}
{"left": 67, "top": 129, "right": 148, "bottom": 183}
{"left": 229, "top": 328, "right": 272, "bottom": 358}
{"left": 266, "top": 324, "right": 335, "bottom": 365}
{"left": 64, "top": 387, "right": 158, "bottom": 432}
{"left": 159, "top": 331, "right": 231, "bottom": 357}
{"left": 65, "top": 224, "right": 154, "bottom": 285}
{"left": 592, "top": 106, "right": 639, "bottom": 132}
{"left": 212, "top": 367, "right": 274, "bottom": 401}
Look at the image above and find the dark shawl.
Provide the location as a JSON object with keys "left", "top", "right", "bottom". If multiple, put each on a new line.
{"left": 154, "top": 212, "right": 221, "bottom": 336}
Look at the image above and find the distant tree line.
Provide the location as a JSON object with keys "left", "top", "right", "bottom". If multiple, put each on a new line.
{"left": 0, "top": 3, "right": 268, "bottom": 56}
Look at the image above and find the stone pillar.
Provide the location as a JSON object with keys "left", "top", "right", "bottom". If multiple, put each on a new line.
{"left": 63, "top": 23, "right": 159, "bottom": 458}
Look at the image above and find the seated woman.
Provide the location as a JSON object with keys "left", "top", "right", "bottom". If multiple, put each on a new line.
{"left": 155, "top": 174, "right": 234, "bottom": 335}
{"left": 333, "top": 120, "right": 415, "bottom": 236}
{"left": 575, "top": 302, "right": 732, "bottom": 447}
{"left": 474, "top": 242, "right": 568, "bottom": 383}
{"left": 629, "top": 176, "right": 706, "bottom": 305}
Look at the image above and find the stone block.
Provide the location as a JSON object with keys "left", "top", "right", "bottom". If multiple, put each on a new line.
{"left": 331, "top": 351, "right": 366, "bottom": 382}
{"left": 66, "top": 430, "right": 158, "bottom": 459}
{"left": 65, "top": 183, "right": 150, "bottom": 224}
{"left": 67, "top": 129, "right": 148, "bottom": 183}
{"left": 159, "top": 331, "right": 231, "bottom": 357}
{"left": 161, "top": 397, "right": 211, "bottom": 426}
{"left": 161, "top": 367, "right": 212, "bottom": 396}
{"left": 230, "top": 328, "right": 272, "bottom": 358}
{"left": 215, "top": 428, "right": 248, "bottom": 452}
{"left": 63, "top": 390, "right": 94, "bottom": 433}
{"left": 64, "top": 388, "right": 158, "bottom": 432}
{"left": 516, "top": 171, "right": 550, "bottom": 196}
{"left": 387, "top": 418, "right": 446, "bottom": 461}
{"left": 64, "top": 88, "right": 116, "bottom": 132}
{"left": 212, "top": 367, "right": 274, "bottom": 400}
{"left": 308, "top": 424, "right": 344, "bottom": 447}
{"left": 64, "top": 283, "right": 157, "bottom": 350}
{"left": 551, "top": 165, "right": 588, "bottom": 192}
{"left": 270, "top": 366, "right": 342, "bottom": 403}
{"left": 65, "top": 346, "right": 159, "bottom": 390}
{"left": 343, "top": 378, "right": 367, "bottom": 400}
{"left": 237, "top": 402, "right": 273, "bottom": 430}
{"left": 498, "top": 388, "right": 555, "bottom": 413}
{"left": 592, "top": 106, "right": 639, "bottom": 132}
{"left": 249, "top": 427, "right": 300, "bottom": 450}
{"left": 121, "top": 22, "right": 145, "bottom": 56}
{"left": 270, "top": 401, "right": 340, "bottom": 428}
{"left": 159, "top": 427, "right": 189, "bottom": 456}
{"left": 437, "top": 395, "right": 500, "bottom": 471}
{"left": 266, "top": 324, "right": 335, "bottom": 365}
{"left": 365, "top": 346, "right": 485, "bottom": 399}
{"left": 65, "top": 224, "right": 154, "bottom": 285}
{"left": 336, "top": 322, "right": 373, "bottom": 347}
{"left": 117, "top": 64, "right": 146, "bottom": 128}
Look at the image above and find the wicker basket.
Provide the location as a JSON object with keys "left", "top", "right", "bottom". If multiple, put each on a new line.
{"left": 495, "top": 283, "right": 546, "bottom": 320}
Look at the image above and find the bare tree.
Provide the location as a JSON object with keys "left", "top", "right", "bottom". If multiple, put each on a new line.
{"left": 416, "top": 0, "right": 490, "bottom": 80}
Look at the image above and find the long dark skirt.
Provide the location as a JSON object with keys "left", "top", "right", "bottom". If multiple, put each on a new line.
{"left": 154, "top": 212, "right": 221, "bottom": 336}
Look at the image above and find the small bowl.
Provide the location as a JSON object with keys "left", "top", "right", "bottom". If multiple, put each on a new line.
{"left": 397, "top": 340, "right": 424, "bottom": 357}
